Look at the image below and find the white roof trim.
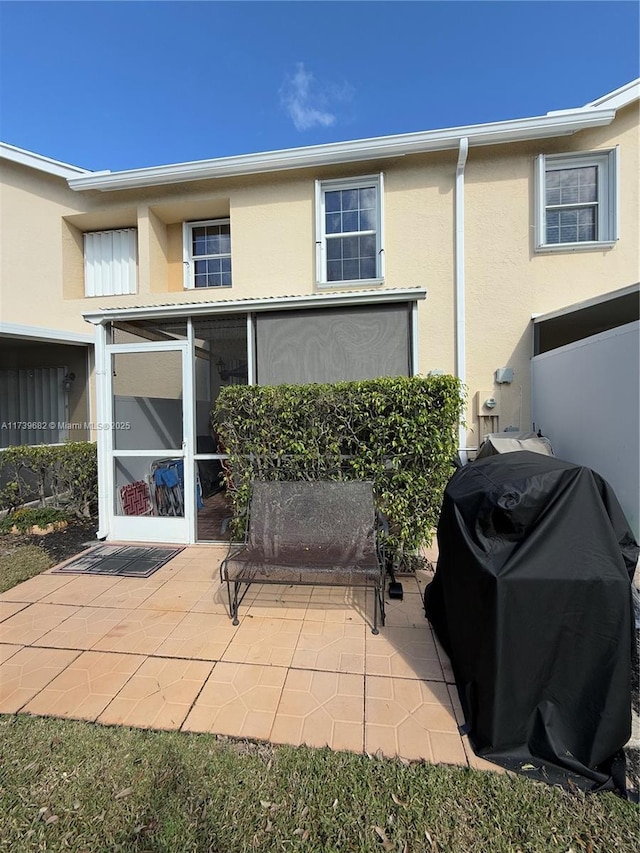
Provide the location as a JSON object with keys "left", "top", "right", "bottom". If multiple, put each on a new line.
{"left": 583, "top": 78, "right": 640, "bottom": 110}
{"left": 0, "top": 142, "right": 89, "bottom": 179}
{"left": 82, "top": 288, "right": 428, "bottom": 324}
{"left": 531, "top": 282, "right": 639, "bottom": 323}
{"left": 67, "top": 108, "right": 616, "bottom": 193}
{"left": 0, "top": 321, "right": 94, "bottom": 345}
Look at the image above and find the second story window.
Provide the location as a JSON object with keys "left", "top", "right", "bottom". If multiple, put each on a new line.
{"left": 183, "top": 219, "right": 232, "bottom": 288}
{"left": 535, "top": 150, "right": 618, "bottom": 251}
{"left": 316, "top": 175, "right": 384, "bottom": 285}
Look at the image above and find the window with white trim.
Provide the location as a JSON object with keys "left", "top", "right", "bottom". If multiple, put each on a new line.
{"left": 84, "top": 229, "right": 137, "bottom": 297}
{"left": 183, "top": 219, "right": 232, "bottom": 289}
{"left": 315, "top": 175, "right": 384, "bottom": 284}
{"left": 535, "top": 150, "right": 618, "bottom": 250}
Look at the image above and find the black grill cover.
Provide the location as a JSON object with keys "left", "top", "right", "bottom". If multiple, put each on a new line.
{"left": 425, "top": 451, "right": 638, "bottom": 793}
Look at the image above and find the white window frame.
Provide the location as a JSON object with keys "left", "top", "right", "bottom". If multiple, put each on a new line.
{"left": 534, "top": 149, "right": 618, "bottom": 252}
{"left": 315, "top": 174, "right": 385, "bottom": 286}
{"left": 183, "top": 218, "right": 232, "bottom": 290}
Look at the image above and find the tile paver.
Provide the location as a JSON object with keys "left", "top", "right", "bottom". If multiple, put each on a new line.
{"left": 88, "top": 577, "right": 168, "bottom": 610}
{"left": 24, "top": 650, "right": 146, "bottom": 720}
{"left": 97, "top": 656, "right": 213, "bottom": 730}
{"left": 382, "top": 591, "right": 429, "bottom": 629}
{"left": 0, "top": 600, "right": 30, "bottom": 623}
{"left": 40, "top": 575, "right": 122, "bottom": 606}
{"left": 183, "top": 661, "right": 287, "bottom": 739}
{"left": 190, "top": 585, "right": 234, "bottom": 615}
{"left": 365, "top": 675, "right": 462, "bottom": 763}
{"left": 365, "top": 624, "right": 445, "bottom": 681}
{"left": 0, "top": 603, "right": 79, "bottom": 645}
{"left": 245, "top": 594, "right": 310, "bottom": 621}
{"left": 0, "top": 643, "right": 24, "bottom": 664}
{"left": 221, "top": 616, "right": 303, "bottom": 667}
{"left": 292, "top": 620, "right": 365, "bottom": 674}
{"left": 162, "top": 559, "right": 221, "bottom": 583}
{"left": 37, "top": 606, "right": 133, "bottom": 650}
{"left": 0, "top": 646, "right": 80, "bottom": 712}
{"left": 155, "top": 611, "right": 238, "bottom": 660}
{"left": 0, "top": 574, "right": 73, "bottom": 603}
{"left": 270, "top": 668, "right": 364, "bottom": 752}
{"left": 142, "top": 580, "right": 217, "bottom": 612}
{"left": 304, "top": 587, "right": 368, "bottom": 625}
{"left": 0, "top": 545, "right": 472, "bottom": 771}
{"left": 92, "top": 608, "right": 186, "bottom": 655}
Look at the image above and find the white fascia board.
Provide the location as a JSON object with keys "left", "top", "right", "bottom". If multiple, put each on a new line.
{"left": 0, "top": 321, "right": 94, "bottom": 345}
{"left": 548, "top": 79, "right": 640, "bottom": 116}
{"left": 583, "top": 78, "right": 640, "bottom": 110}
{"left": 67, "top": 109, "right": 616, "bottom": 193}
{"left": 82, "top": 287, "right": 428, "bottom": 324}
{"left": 531, "top": 282, "right": 640, "bottom": 324}
{"left": 0, "top": 142, "right": 90, "bottom": 179}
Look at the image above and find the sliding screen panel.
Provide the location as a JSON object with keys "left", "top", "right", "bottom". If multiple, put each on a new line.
{"left": 256, "top": 303, "right": 411, "bottom": 386}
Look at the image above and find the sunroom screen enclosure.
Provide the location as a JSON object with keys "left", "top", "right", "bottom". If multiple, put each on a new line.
{"left": 89, "top": 290, "right": 424, "bottom": 544}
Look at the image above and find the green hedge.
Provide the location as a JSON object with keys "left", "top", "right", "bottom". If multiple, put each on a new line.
{"left": 212, "top": 375, "right": 464, "bottom": 557}
{"left": 0, "top": 442, "right": 97, "bottom": 519}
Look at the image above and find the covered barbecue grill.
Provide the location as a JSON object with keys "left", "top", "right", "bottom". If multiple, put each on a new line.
{"left": 425, "top": 451, "right": 638, "bottom": 794}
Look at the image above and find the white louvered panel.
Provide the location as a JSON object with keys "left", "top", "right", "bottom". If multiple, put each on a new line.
{"left": 0, "top": 367, "right": 66, "bottom": 446}
{"left": 84, "top": 229, "right": 137, "bottom": 297}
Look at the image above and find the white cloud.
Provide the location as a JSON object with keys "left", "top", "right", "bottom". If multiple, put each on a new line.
{"left": 279, "top": 63, "right": 341, "bottom": 132}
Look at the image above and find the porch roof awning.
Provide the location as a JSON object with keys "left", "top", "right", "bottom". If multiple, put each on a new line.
{"left": 82, "top": 287, "right": 427, "bottom": 324}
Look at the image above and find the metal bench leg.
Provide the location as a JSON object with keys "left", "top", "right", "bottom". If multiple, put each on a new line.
{"left": 371, "top": 580, "right": 386, "bottom": 635}
{"left": 230, "top": 581, "right": 240, "bottom": 626}
{"left": 372, "top": 583, "right": 380, "bottom": 635}
{"left": 224, "top": 573, "right": 251, "bottom": 627}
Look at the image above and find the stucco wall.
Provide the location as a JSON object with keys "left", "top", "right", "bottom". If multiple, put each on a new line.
{"left": 1, "top": 101, "right": 638, "bottom": 449}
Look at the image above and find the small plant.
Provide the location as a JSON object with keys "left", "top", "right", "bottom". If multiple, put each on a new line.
{"left": 0, "top": 506, "right": 70, "bottom": 534}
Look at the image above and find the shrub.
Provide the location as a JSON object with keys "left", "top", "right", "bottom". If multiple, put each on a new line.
{"left": 0, "top": 442, "right": 97, "bottom": 518}
{"left": 0, "top": 506, "right": 69, "bottom": 534}
{"left": 212, "top": 375, "right": 464, "bottom": 558}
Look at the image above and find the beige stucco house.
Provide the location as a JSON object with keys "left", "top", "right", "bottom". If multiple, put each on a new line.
{"left": 1, "top": 79, "right": 638, "bottom": 543}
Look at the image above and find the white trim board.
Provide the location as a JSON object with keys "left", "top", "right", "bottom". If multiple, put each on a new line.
{"left": 0, "top": 322, "right": 94, "bottom": 345}
{"left": 67, "top": 109, "right": 618, "bottom": 193}
{"left": 83, "top": 287, "right": 427, "bottom": 324}
{"left": 0, "top": 142, "right": 88, "bottom": 178}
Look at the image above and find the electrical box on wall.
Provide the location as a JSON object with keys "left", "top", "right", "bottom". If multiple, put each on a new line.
{"left": 474, "top": 390, "right": 500, "bottom": 416}
{"left": 495, "top": 367, "right": 514, "bottom": 384}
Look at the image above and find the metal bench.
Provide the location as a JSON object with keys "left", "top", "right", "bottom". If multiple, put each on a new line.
{"left": 220, "top": 480, "right": 387, "bottom": 634}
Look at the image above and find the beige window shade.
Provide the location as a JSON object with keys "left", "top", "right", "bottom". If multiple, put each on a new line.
{"left": 256, "top": 303, "right": 411, "bottom": 386}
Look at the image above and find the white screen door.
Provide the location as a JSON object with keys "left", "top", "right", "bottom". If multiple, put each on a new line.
{"left": 108, "top": 341, "right": 192, "bottom": 542}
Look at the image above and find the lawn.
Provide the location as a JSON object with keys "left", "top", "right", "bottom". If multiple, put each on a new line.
{"left": 0, "top": 521, "right": 637, "bottom": 852}
{"left": 0, "top": 714, "right": 637, "bottom": 853}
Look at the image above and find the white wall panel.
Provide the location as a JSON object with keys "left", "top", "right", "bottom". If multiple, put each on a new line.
{"left": 532, "top": 322, "right": 639, "bottom": 538}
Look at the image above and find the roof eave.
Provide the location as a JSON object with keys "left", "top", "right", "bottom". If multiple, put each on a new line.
{"left": 0, "top": 142, "right": 89, "bottom": 179}
{"left": 82, "top": 288, "right": 428, "bottom": 324}
{"left": 67, "top": 109, "right": 617, "bottom": 193}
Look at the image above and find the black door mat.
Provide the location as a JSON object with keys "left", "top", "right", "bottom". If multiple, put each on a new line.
{"left": 53, "top": 544, "right": 184, "bottom": 578}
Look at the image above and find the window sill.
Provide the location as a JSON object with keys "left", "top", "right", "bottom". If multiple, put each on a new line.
{"left": 535, "top": 241, "right": 617, "bottom": 254}
{"left": 316, "top": 278, "right": 385, "bottom": 289}
{"left": 184, "top": 284, "right": 233, "bottom": 291}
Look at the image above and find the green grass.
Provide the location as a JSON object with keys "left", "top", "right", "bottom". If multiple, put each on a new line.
{"left": 0, "top": 544, "right": 52, "bottom": 593}
{"left": 0, "top": 716, "right": 637, "bottom": 853}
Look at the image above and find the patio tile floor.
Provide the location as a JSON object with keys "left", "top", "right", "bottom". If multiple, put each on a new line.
{"left": 0, "top": 546, "right": 478, "bottom": 771}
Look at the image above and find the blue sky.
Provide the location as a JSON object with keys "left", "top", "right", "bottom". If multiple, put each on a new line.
{"left": 0, "top": 1, "right": 638, "bottom": 172}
